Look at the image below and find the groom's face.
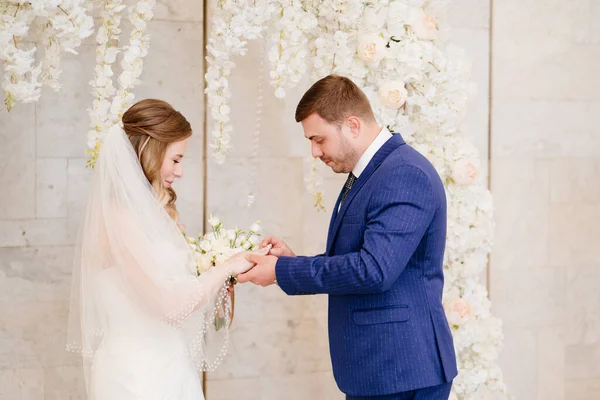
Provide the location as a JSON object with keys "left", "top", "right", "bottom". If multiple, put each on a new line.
{"left": 301, "top": 113, "right": 359, "bottom": 174}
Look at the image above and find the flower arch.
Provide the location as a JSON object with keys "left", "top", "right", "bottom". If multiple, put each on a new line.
{"left": 205, "top": 1, "right": 510, "bottom": 398}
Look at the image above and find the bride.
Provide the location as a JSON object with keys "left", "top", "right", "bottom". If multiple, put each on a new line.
{"left": 67, "top": 99, "right": 264, "bottom": 399}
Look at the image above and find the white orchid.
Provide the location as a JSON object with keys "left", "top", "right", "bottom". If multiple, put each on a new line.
{"left": 0, "top": 1, "right": 93, "bottom": 111}
{"left": 87, "top": 0, "right": 157, "bottom": 167}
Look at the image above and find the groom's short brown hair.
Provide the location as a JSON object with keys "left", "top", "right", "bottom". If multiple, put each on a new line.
{"left": 295, "top": 75, "right": 376, "bottom": 124}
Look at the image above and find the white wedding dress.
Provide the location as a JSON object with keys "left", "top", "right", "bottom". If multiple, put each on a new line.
{"left": 67, "top": 124, "right": 232, "bottom": 400}
{"left": 89, "top": 267, "right": 205, "bottom": 400}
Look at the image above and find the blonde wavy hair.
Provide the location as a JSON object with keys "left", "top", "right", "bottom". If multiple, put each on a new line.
{"left": 122, "top": 99, "right": 192, "bottom": 223}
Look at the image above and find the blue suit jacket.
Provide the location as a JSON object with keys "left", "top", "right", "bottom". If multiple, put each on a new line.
{"left": 276, "top": 134, "right": 458, "bottom": 396}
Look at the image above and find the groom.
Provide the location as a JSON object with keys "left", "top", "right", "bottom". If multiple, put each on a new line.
{"left": 238, "top": 75, "right": 457, "bottom": 399}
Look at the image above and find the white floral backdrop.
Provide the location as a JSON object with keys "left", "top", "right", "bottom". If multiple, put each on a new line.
{"left": 6, "top": 1, "right": 596, "bottom": 399}
{"left": 1, "top": 0, "right": 509, "bottom": 398}
{"left": 205, "top": 0, "right": 509, "bottom": 398}
{"left": 0, "top": 1, "right": 94, "bottom": 111}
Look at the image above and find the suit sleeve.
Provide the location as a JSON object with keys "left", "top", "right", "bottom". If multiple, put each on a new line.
{"left": 275, "top": 164, "right": 438, "bottom": 295}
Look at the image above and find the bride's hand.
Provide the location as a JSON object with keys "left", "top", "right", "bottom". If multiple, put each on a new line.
{"left": 227, "top": 252, "right": 253, "bottom": 276}
{"left": 227, "top": 245, "right": 271, "bottom": 276}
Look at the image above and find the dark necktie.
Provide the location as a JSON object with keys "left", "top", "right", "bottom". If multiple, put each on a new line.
{"left": 339, "top": 173, "right": 357, "bottom": 207}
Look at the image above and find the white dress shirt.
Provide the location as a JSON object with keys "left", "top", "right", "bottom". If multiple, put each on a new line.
{"left": 352, "top": 127, "right": 393, "bottom": 178}
{"left": 338, "top": 127, "right": 393, "bottom": 211}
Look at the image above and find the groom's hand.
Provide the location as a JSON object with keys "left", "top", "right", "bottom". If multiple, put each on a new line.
{"left": 261, "top": 236, "right": 295, "bottom": 257}
{"left": 237, "top": 254, "right": 277, "bottom": 287}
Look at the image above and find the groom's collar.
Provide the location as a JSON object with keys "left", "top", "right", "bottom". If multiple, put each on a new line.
{"left": 353, "top": 132, "right": 405, "bottom": 185}
{"left": 352, "top": 127, "right": 393, "bottom": 178}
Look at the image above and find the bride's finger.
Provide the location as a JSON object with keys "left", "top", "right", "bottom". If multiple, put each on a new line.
{"left": 269, "top": 247, "right": 284, "bottom": 257}
{"left": 253, "top": 244, "right": 271, "bottom": 256}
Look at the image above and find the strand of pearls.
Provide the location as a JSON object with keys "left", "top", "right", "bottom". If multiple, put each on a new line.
{"left": 247, "top": 43, "right": 266, "bottom": 208}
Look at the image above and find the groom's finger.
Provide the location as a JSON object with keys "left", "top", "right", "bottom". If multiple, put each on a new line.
{"left": 260, "top": 236, "right": 274, "bottom": 248}
{"left": 236, "top": 270, "right": 253, "bottom": 283}
{"left": 245, "top": 253, "right": 264, "bottom": 264}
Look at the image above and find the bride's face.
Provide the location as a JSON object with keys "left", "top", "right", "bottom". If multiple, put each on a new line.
{"left": 160, "top": 138, "right": 189, "bottom": 188}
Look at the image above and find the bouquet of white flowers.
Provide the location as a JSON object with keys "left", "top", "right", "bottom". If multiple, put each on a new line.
{"left": 186, "top": 216, "right": 262, "bottom": 329}
{"left": 186, "top": 215, "right": 262, "bottom": 275}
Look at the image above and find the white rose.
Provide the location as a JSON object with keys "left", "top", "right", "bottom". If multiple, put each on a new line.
{"left": 250, "top": 222, "right": 261, "bottom": 233}
{"left": 378, "top": 81, "right": 408, "bottom": 109}
{"left": 451, "top": 159, "right": 477, "bottom": 185}
{"left": 199, "top": 240, "right": 212, "bottom": 252}
{"left": 212, "top": 238, "right": 232, "bottom": 256}
{"left": 357, "top": 33, "right": 387, "bottom": 64}
{"left": 208, "top": 215, "right": 220, "bottom": 227}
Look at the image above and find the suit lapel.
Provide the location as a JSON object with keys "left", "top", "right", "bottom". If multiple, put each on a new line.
{"left": 326, "top": 134, "right": 405, "bottom": 254}
{"left": 326, "top": 189, "right": 344, "bottom": 250}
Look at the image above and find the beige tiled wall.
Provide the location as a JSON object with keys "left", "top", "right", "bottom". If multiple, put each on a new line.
{"left": 0, "top": 1, "right": 205, "bottom": 398}
{"left": 490, "top": 0, "right": 600, "bottom": 399}
{"left": 1, "top": 0, "right": 599, "bottom": 399}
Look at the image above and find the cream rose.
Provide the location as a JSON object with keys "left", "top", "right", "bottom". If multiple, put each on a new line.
{"left": 444, "top": 298, "right": 471, "bottom": 326}
{"left": 411, "top": 9, "right": 438, "bottom": 41}
{"left": 357, "top": 33, "right": 387, "bottom": 64}
{"left": 378, "top": 81, "right": 408, "bottom": 109}
{"left": 451, "top": 159, "right": 477, "bottom": 185}
{"left": 196, "top": 254, "right": 213, "bottom": 274}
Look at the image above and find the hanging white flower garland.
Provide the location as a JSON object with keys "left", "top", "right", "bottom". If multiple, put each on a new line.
{"left": 205, "top": 1, "right": 510, "bottom": 398}
{"left": 0, "top": 1, "right": 94, "bottom": 111}
{"left": 204, "top": 0, "right": 276, "bottom": 164}
{"left": 86, "top": 0, "right": 156, "bottom": 167}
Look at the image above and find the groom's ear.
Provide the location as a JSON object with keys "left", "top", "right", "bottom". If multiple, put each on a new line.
{"left": 345, "top": 116, "right": 361, "bottom": 137}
